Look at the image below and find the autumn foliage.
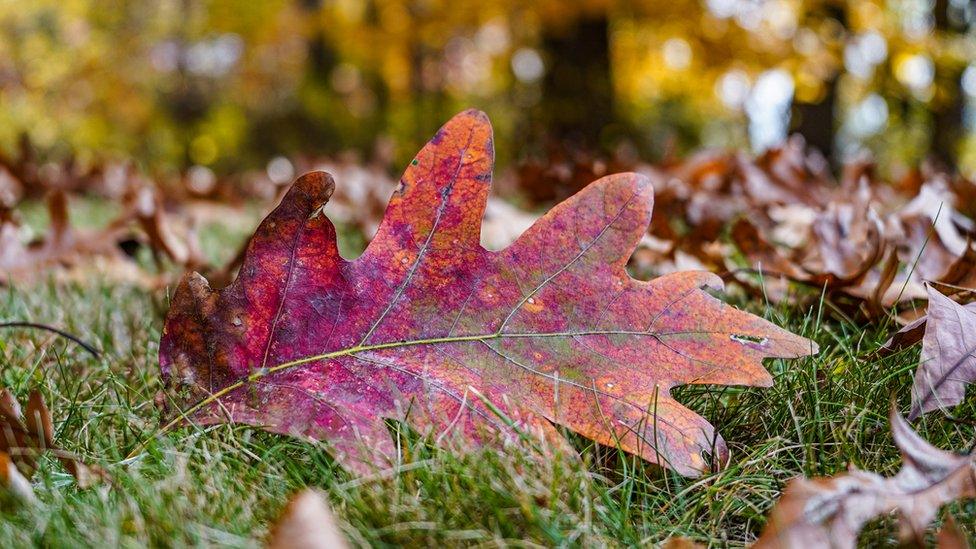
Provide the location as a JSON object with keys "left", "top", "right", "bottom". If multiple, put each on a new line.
{"left": 2, "top": 110, "right": 976, "bottom": 546}
{"left": 158, "top": 111, "right": 815, "bottom": 477}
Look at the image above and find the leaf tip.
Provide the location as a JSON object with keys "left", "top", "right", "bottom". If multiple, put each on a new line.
{"left": 292, "top": 170, "right": 336, "bottom": 208}
{"left": 457, "top": 107, "right": 490, "bottom": 124}
{"left": 437, "top": 109, "right": 494, "bottom": 146}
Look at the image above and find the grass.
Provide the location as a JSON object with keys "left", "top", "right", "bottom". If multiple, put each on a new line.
{"left": 0, "top": 198, "right": 973, "bottom": 547}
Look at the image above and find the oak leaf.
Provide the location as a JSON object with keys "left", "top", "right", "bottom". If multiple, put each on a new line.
{"left": 756, "top": 408, "right": 976, "bottom": 548}
{"left": 159, "top": 110, "right": 816, "bottom": 476}
{"left": 909, "top": 286, "right": 976, "bottom": 419}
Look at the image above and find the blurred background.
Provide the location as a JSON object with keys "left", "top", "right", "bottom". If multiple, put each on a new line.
{"left": 2, "top": 0, "right": 976, "bottom": 197}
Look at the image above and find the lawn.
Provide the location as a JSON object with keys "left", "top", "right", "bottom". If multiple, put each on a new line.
{"left": 0, "top": 198, "right": 973, "bottom": 547}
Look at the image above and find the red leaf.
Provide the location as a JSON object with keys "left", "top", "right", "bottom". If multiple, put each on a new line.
{"left": 159, "top": 110, "right": 817, "bottom": 476}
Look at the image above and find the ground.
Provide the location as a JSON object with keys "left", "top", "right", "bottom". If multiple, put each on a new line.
{"left": 0, "top": 198, "right": 973, "bottom": 547}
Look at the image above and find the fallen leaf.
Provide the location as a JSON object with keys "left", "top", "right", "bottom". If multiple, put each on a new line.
{"left": 0, "top": 191, "right": 120, "bottom": 282}
{"left": 730, "top": 218, "right": 806, "bottom": 281}
{"left": 0, "top": 179, "right": 211, "bottom": 286}
{"left": 909, "top": 286, "right": 976, "bottom": 420}
{"left": 768, "top": 204, "right": 816, "bottom": 249}
{"left": 756, "top": 407, "right": 976, "bottom": 548}
{"left": 0, "top": 388, "right": 104, "bottom": 487}
{"left": 662, "top": 536, "right": 705, "bottom": 548}
{"left": 125, "top": 184, "right": 207, "bottom": 272}
{"left": 899, "top": 181, "right": 969, "bottom": 259}
{"left": 879, "top": 313, "right": 931, "bottom": 355}
{"left": 727, "top": 218, "right": 801, "bottom": 303}
{"left": 936, "top": 514, "right": 969, "bottom": 549}
{"left": 159, "top": 110, "right": 816, "bottom": 477}
{"left": 267, "top": 489, "right": 348, "bottom": 549}
{"left": 879, "top": 297, "right": 976, "bottom": 356}
{"left": 0, "top": 451, "right": 35, "bottom": 503}
{"left": 799, "top": 182, "right": 884, "bottom": 285}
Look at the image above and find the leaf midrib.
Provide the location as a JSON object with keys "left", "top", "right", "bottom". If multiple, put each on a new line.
{"left": 154, "top": 327, "right": 794, "bottom": 436}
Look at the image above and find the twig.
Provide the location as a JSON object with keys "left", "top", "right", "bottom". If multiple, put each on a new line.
{"left": 0, "top": 321, "right": 100, "bottom": 358}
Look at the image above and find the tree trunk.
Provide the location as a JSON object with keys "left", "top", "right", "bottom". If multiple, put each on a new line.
{"left": 538, "top": 15, "right": 614, "bottom": 151}
{"left": 791, "top": 5, "right": 846, "bottom": 161}
{"left": 930, "top": 0, "right": 967, "bottom": 170}
{"left": 793, "top": 80, "right": 837, "bottom": 160}
{"left": 931, "top": 69, "right": 965, "bottom": 170}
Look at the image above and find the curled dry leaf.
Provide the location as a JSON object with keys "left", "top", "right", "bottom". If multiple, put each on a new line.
{"left": 125, "top": 184, "right": 207, "bottom": 272}
{"left": 729, "top": 218, "right": 806, "bottom": 282}
{"left": 267, "top": 489, "right": 349, "bottom": 549}
{"left": 726, "top": 218, "right": 802, "bottom": 303}
{"left": 0, "top": 182, "right": 205, "bottom": 286}
{"left": 0, "top": 388, "right": 104, "bottom": 488}
{"left": 730, "top": 182, "right": 884, "bottom": 291}
{"left": 0, "top": 191, "right": 126, "bottom": 283}
{"left": 799, "top": 183, "right": 885, "bottom": 285}
{"left": 756, "top": 408, "right": 976, "bottom": 548}
{"left": 662, "top": 536, "right": 705, "bottom": 548}
{"left": 908, "top": 286, "right": 976, "bottom": 420}
{"left": 936, "top": 515, "right": 969, "bottom": 549}
{"left": 879, "top": 312, "right": 932, "bottom": 356}
{"left": 665, "top": 141, "right": 976, "bottom": 316}
{"left": 0, "top": 452, "right": 35, "bottom": 503}
{"left": 159, "top": 110, "right": 816, "bottom": 477}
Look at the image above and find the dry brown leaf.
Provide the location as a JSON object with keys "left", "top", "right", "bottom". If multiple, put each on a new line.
{"left": 0, "top": 451, "right": 35, "bottom": 503}
{"left": 908, "top": 286, "right": 976, "bottom": 419}
{"left": 662, "top": 536, "right": 705, "bottom": 548}
{"left": 800, "top": 184, "right": 884, "bottom": 285}
{"left": 756, "top": 407, "right": 976, "bottom": 548}
{"left": 0, "top": 191, "right": 127, "bottom": 282}
{"left": 0, "top": 180, "right": 209, "bottom": 285}
{"left": 730, "top": 218, "right": 806, "bottom": 281}
{"left": 726, "top": 218, "right": 802, "bottom": 303}
{"left": 267, "top": 489, "right": 348, "bottom": 549}
{"left": 936, "top": 514, "right": 969, "bottom": 549}
{"left": 899, "top": 181, "right": 969, "bottom": 259}
{"left": 0, "top": 388, "right": 104, "bottom": 488}
{"left": 0, "top": 453, "right": 32, "bottom": 499}
{"left": 126, "top": 185, "right": 207, "bottom": 271}
{"left": 879, "top": 311, "right": 933, "bottom": 355}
